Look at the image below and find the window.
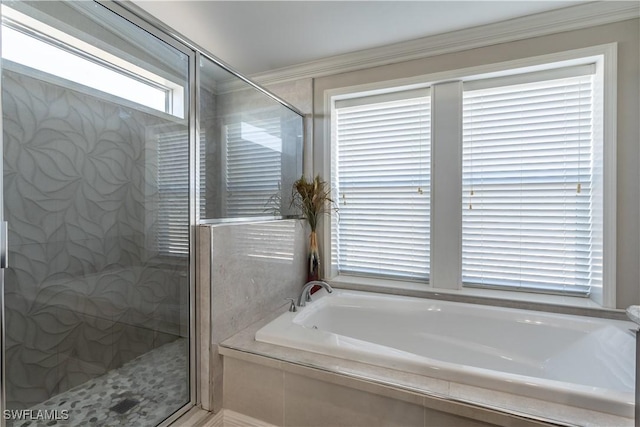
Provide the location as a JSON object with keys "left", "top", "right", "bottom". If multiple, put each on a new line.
{"left": 332, "top": 90, "right": 431, "bottom": 280}
{"left": 2, "top": 5, "right": 184, "bottom": 118}
{"left": 329, "top": 49, "right": 614, "bottom": 304}
{"left": 462, "top": 71, "right": 600, "bottom": 295}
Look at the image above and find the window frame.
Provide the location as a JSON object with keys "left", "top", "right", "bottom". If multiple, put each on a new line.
{"left": 323, "top": 44, "right": 617, "bottom": 308}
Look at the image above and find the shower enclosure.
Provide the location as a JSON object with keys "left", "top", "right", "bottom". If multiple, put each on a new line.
{"left": 0, "top": 1, "right": 303, "bottom": 426}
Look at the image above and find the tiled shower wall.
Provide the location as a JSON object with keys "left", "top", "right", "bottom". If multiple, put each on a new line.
{"left": 2, "top": 69, "right": 187, "bottom": 409}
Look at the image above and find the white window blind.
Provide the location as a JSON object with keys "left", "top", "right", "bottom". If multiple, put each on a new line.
{"left": 333, "top": 92, "right": 431, "bottom": 280}
{"left": 462, "top": 73, "right": 600, "bottom": 295}
{"left": 157, "top": 130, "right": 205, "bottom": 256}
{"left": 225, "top": 118, "right": 282, "bottom": 217}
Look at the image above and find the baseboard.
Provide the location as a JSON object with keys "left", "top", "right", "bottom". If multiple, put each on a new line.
{"left": 203, "top": 410, "right": 224, "bottom": 427}
{"left": 173, "top": 408, "right": 274, "bottom": 427}
{"left": 169, "top": 406, "right": 219, "bottom": 427}
{"left": 221, "top": 410, "right": 276, "bottom": 427}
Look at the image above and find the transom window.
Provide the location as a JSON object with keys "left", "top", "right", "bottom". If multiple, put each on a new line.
{"left": 2, "top": 5, "right": 184, "bottom": 118}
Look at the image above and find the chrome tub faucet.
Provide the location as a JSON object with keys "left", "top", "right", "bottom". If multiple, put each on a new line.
{"left": 298, "top": 280, "right": 333, "bottom": 307}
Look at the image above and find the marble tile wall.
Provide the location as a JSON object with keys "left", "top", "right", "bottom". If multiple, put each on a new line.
{"left": 223, "top": 357, "right": 501, "bottom": 427}
{"left": 197, "top": 219, "right": 307, "bottom": 412}
{"left": 2, "top": 70, "right": 188, "bottom": 409}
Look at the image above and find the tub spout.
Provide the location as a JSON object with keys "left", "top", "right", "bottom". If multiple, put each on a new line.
{"left": 298, "top": 280, "right": 333, "bottom": 307}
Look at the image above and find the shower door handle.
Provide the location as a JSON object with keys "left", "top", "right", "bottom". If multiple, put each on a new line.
{"left": 0, "top": 221, "right": 7, "bottom": 269}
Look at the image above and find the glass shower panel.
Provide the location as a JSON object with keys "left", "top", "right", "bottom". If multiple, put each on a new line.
{"left": 2, "top": 1, "right": 190, "bottom": 425}
{"left": 199, "top": 56, "right": 303, "bottom": 221}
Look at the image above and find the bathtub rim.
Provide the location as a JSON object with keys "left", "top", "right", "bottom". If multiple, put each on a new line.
{"left": 327, "top": 275, "right": 627, "bottom": 321}
{"left": 219, "top": 306, "right": 633, "bottom": 427}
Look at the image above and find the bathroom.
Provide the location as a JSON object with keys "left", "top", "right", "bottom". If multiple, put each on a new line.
{"left": 0, "top": 0, "right": 638, "bottom": 426}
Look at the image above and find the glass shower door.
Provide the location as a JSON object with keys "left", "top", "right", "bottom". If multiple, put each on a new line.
{"left": 1, "top": 1, "right": 192, "bottom": 425}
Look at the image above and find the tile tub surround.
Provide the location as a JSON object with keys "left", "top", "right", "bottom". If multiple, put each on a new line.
{"left": 196, "top": 220, "right": 307, "bottom": 412}
{"left": 219, "top": 309, "right": 633, "bottom": 427}
{"left": 222, "top": 350, "right": 537, "bottom": 427}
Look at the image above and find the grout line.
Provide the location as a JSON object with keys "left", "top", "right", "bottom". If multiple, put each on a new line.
{"left": 423, "top": 396, "right": 426, "bottom": 427}
{"left": 281, "top": 367, "right": 286, "bottom": 427}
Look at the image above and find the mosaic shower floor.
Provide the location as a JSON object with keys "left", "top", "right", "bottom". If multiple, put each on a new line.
{"left": 13, "top": 338, "right": 188, "bottom": 427}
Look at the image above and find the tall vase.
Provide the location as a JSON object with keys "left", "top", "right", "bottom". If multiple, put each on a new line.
{"left": 308, "top": 230, "right": 320, "bottom": 283}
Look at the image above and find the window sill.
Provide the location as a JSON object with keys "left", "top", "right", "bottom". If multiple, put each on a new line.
{"left": 327, "top": 275, "right": 626, "bottom": 320}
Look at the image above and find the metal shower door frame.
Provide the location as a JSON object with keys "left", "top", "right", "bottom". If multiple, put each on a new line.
{"left": 0, "top": 2, "right": 6, "bottom": 424}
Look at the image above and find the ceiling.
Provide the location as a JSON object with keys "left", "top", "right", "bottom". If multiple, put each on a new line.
{"left": 133, "top": 1, "right": 585, "bottom": 76}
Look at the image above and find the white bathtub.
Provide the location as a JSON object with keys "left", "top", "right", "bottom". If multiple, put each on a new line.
{"left": 255, "top": 289, "right": 635, "bottom": 418}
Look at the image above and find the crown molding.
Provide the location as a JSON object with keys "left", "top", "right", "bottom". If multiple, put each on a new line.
{"left": 238, "top": 1, "right": 638, "bottom": 88}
